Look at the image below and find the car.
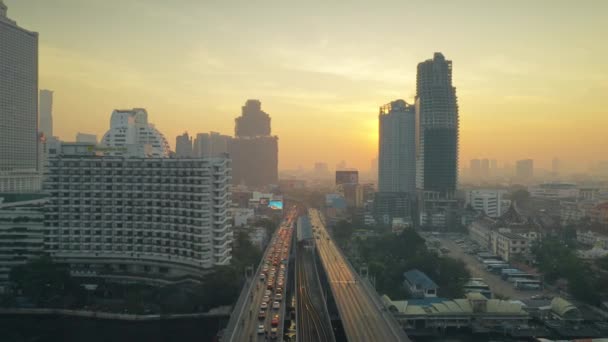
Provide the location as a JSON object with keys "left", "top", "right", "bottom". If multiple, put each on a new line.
{"left": 270, "top": 327, "right": 278, "bottom": 339}
{"left": 258, "top": 310, "right": 266, "bottom": 320}
{"left": 275, "top": 293, "right": 283, "bottom": 301}
{"left": 261, "top": 302, "right": 268, "bottom": 310}
{"left": 267, "top": 283, "right": 273, "bottom": 290}
{"left": 272, "top": 301, "right": 280, "bottom": 309}
{"left": 265, "top": 290, "right": 271, "bottom": 296}
{"left": 260, "top": 274, "right": 266, "bottom": 281}
{"left": 263, "top": 295, "right": 270, "bottom": 303}
{"left": 257, "top": 325, "right": 265, "bottom": 334}
{"left": 271, "top": 314, "right": 280, "bottom": 326}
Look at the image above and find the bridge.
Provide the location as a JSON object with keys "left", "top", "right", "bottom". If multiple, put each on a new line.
{"left": 222, "top": 206, "right": 410, "bottom": 342}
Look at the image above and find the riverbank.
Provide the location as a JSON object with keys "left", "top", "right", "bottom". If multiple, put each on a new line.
{"left": 0, "top": 313, "right": 228, "bottom": 342}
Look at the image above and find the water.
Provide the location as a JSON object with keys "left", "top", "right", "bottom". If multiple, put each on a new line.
{"left": 0, "top": 314, "right": 226, "bottom": 342}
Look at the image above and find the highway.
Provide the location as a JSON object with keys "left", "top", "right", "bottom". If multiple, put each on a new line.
{"left": 226, "top": 208, "right": 297, "bottom": 342}
{"left": 309, "top": 209, "right": 410, "bottom": 342}
{"left": 295, "top": 242, "right": 335, "bottom": 342}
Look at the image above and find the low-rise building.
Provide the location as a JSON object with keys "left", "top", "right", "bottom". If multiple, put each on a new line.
{"left": 466, "top": 189, "right": 509, "bottom": 218}
{"left": 383, "top": 293, "right": 529, "bottom": 334}
{"left": 492, "top": 231, "right": 530, "bottom": 262}
{"left": 529, "top": 183, "right": 579, "bottom": 200}
{"left": 0, "top": 193, "right": 48, "bottom": 286}
{"left": 403, "top": 269, "right": 438, "bottom": 298}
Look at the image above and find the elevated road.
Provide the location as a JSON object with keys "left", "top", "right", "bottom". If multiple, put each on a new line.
{"left": 222, "top": 209, "right": 297, "bottom": 342}
{"left": 309, "top": 209, "right": 410, "bottom": 342}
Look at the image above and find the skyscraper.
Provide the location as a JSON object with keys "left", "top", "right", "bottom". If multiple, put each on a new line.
{"left": 0, "top": 1, "right": 40, "bottom": 193}
{"left": 415, "top": 52, "right": 459, "bottom": 196}
{"left": 193, "top": 132, "right": 231, "bottom": 158}
{"left": 235, "top": 99, "right": 271, "bottom": 137}
{"left": 516, "top": 159, "right": 534, "bottom": 181}
{"left": 39, "top": 89, "right": 53, "bottom": 139}
{"left": 100, "top": 108, "right": 171, "bottom": 158}
{"left": 230, "top": 100, "right": 278, "bottom": 187}
{"left": 175, "top": 132, "right": 193, "bottom": 158}
{"left": 378, "top": 100, "right": 416, "bottom": 194}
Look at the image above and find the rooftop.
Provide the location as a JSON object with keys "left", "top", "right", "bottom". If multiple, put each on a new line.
{"left": 382, "top": 295, "right": 527, "bottom": 316}
{"left": 498, "top": 231, "right": 526, "bottom": 240}
{"left": 403, "top": 269, "right": 438, "bottom": 290}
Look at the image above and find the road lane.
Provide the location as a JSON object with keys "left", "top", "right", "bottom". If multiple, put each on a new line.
{"left": 310, "top": 209, "right": 408, "bottom": 342}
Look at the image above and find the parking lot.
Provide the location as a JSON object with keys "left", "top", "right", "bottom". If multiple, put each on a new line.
{"left": 433, "top": 235, "right": 546, "bottom": 300}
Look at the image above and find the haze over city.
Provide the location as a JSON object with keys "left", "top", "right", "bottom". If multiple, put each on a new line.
{"left": 7, "top": 0, "right": 608, "bottom": 172}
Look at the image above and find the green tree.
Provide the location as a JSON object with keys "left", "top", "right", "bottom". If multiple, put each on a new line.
{"left": 9, "top": 256, "right": 84, "bottom": 307}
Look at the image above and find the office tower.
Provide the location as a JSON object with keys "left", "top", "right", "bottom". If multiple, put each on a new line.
{"left": 466, "top": 189, "right": 509, "bottom": 218}
{"left": 415, "top": 52, "right": 459, "bottom": 195}
{"left": 481, "top": 158, "right": 490, "bottom": 178}
{"left": 39, "top": 90, "right": 53, "bottom": 138}
{"left": 175, "top": 132, "right": 193, "bottom": 158}
{"left": 100, "top": 108, "right": 170, "bottom": 158}
{"left": 415, "top": 53, "right": 459, "bottom": 228}
{"left": 235, "top": 99, "right": 271, "bottom": 137}
{"left": 193, "top": 132, "right": 231, "bottom": 158}
{"left": 230, "top": 100, "right": 278, "bottom": 187}
{"left": 0, "top": 2, "right": 40, "bottom": 193}
{"left": 378, "top": 100, "right": 416, "bottom": 194}
{"left": 490, "top": 159, "right": 498, "bottom": 178}
{"left": 552, "top": 158, "right": 560, "bottom": 176}
{"left": 470, "top": 159, "right": 481, "bottom": 179}
{"left": 44, "top": 144, "right": 232, "bottom": 280}
{"left": 516, "top": 159, "right": 534, "bottom": 180}
{"left": 370, "top": 157, "right": 378, "bottom": 181}
{"left": 75, "top": 132, "right": 98, "bottom": 144}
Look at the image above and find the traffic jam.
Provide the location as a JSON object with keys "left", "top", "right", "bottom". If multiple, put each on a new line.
{"left": 257, "top": 215, "right": 294, "bottom": 340}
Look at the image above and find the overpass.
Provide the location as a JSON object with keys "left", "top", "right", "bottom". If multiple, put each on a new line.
{"left": 309, "top": 208, "right": 411, "bottom": 342}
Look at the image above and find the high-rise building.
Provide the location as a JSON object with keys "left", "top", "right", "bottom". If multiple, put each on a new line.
{"left": 552, "top": 157, "right": 560, "bottom": 176}
{"left": 193, "top": 132, "right": 231, "bottom": 158}
{"left": 100, "top": 108, "right": 171, "bottom": 158}
{"left": 470, "top": 159, "right": 481, "bottom": 179}
{"left": 481, "top": 159, "right": 490, "bottom": 178}
{"left": 0, "top": 2, "right": 40, "bottom": 193}
{"left": 230, "top": 100, "right": 278, "bottom": 187}
{"left": 39, "top": 89, "right": 53, "bottom": 139}
{"left": 415, "top": 52, "right": 459, "bottom": 196}
{"left": 235, "top": 99, "right": 271, "bottom": 137}
{"left": 44, "top": 145, "right": 232, "bottom": 280}
{"left": 378, "top": 99, "right": 416, "bottom": 194}
{"left": 175, "top": 132, "right": 193, "bottom": 158}
{"left": 516, "top": 159, "right": 534, "bottom": 181}
{"left": 415, "top": 53, "right": 460, "bottom": 228}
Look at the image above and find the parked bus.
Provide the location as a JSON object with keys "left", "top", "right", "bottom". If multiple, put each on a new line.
{"left": 486, "top": 263, "right": 509, "bottom": 273}
{"left": 500, "top": 268, "right": 521, "bottom": 279}
{"left": 505, "top": 273, "right": 538, "bottom": 283}
{"left": 514, "top": 279, "right": 542, "bottom": 290}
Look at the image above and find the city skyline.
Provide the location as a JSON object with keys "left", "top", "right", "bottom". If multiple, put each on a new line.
{"left": 5, "top": 0, "right": 608, "bottom": 172}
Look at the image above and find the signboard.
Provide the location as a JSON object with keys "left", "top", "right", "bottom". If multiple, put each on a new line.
{"left": 335, "top": 170, "right": 359, "bottom": 185}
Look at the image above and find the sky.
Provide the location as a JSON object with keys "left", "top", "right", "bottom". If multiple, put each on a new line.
{"left": 6, "top": 0, "right": 608, "bottom": 172}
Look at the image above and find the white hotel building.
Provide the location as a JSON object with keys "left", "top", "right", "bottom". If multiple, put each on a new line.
{"left": 44, "top": 145, "right": 232, "bottom": 282}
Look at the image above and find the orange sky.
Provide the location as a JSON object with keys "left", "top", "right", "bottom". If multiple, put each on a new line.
{"left": 7, "top": 0, "right": 608, "bottom": 172}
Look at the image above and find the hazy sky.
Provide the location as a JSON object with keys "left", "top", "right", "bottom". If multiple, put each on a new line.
{"left": 6, "top": 0, "right": 608, "bottom": 172}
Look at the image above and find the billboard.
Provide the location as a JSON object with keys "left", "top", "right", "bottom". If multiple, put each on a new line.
{"left": 335, "top": 170, "right": 359, "bottom": 185}
{"left": 268, "top": 200, "right": 283, "bottom": 210}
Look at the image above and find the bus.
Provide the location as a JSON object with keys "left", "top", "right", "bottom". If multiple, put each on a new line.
{"left": 486, "top": 263, "right": 510, "bottom": 273}
{"left": 505, "top": 273, "right": 538, "bottom": 283}
{"left": 514, "top": 279, "right": 542, "bottom": 290}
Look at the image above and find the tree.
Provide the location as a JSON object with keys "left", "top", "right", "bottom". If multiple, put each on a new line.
{"left": 9, "top": 256, "right": 84, "bottom": 307}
